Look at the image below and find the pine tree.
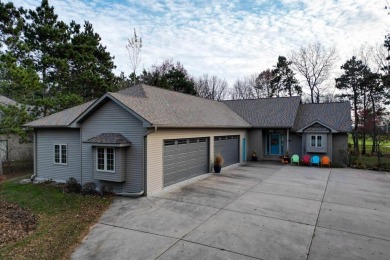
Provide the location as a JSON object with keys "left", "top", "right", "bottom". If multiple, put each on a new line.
{"left": 270, "top": 56, "right": 301, "bottom": 97}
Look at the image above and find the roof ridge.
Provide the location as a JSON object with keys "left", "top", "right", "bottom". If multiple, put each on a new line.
{"left": 223, "top": 96, "right": 301, "bottom": 102}
{"left": 301, "top": 101, "right": 350, "bottom": 105}
{"left": 140, "top": 84, "right": 228, "bottom": 104}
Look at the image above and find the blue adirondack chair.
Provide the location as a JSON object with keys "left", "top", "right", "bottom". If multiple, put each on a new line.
{"left": 310, "top": 155, "right": 320, "bottom": 167}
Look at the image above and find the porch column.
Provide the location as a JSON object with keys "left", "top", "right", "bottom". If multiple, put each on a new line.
{"left": 286, "top": 129, "right": 289, "bottom": 152}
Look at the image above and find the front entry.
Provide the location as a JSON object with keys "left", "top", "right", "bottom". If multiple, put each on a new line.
{"left": 270, "top": 134, "right": 281, "bottom": 155}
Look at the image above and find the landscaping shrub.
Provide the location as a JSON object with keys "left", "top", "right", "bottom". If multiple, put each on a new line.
{"left": 81, "top": 182, "right": 98, "bottom": 195}
{"left": 100, "top": 184, "right": 114, "bottom": 196}
{"left": 63, "top": 177, "right": 81, "bottom": 194}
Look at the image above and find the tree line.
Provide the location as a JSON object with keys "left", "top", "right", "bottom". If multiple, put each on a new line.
{"left": 1, "top": 0, "right": 389, "bottom": 157}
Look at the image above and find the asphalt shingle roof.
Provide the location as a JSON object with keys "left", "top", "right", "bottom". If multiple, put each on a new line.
{"left": 223, "top": 97, "right": 302, "bottom": 128}
{"left": 24, "top": 100, "right": 95, "bottom": 127}
{"left": 292, "top": 102, "right": 352, "bottom": 132}
{"left": 84, "top": 133, "right": 131, "bottom": 144}
{"left": 110, "top": 85, "right": 251, "bottom": 128}
{"left": 0, "top": 95, "right": 18, "bottom": 106}
{"left": 24, "top": 84, "right": 351, "bottom": 133}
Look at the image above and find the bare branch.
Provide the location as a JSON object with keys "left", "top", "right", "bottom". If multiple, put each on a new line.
{"left": 126, "top": 28, "right": 142, "bottom": 86}
{"left": 290, "top": 42, "right": 338, "bottom": 103}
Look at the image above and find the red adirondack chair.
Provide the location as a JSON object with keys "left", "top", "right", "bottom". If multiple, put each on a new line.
{"left": 301, "top": 155, "right": 311, "bottom": 166}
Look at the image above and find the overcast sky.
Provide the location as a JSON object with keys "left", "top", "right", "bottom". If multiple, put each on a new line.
{"left": 13, "top": 0, "right": 390, "bottom": 96}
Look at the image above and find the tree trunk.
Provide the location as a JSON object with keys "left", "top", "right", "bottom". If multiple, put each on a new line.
{"left": 362, "top": 132, "right": 366, "bottom": 155}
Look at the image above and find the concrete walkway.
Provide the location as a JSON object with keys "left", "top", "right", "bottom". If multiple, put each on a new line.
{"left": 72, "top": 162, "right": 390, "bottom": 260}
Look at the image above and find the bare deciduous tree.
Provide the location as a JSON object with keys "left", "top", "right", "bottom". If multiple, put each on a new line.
{"left": 230, "top": 75, "right": 256, "bottom": 100}
{"left": 254, "top": 69, "right": 272, "bottom": 98}
{"left": 126, "top": 28, "right": 142, "bottom": 86}
{"left": 290, "top": 42, "right": 338, "bottom": 103}
{"left": 195, "top": 74, "right": 228, "bottom": 101}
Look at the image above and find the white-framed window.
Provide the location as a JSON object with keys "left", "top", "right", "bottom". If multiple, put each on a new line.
{"left": 310, "top": 135, "right": 323, "bottom": 148}
{"left": 54, "top": 144, "right": 67, "bottom": 165}
{"left": 96, "top": 147, "right": 115, "bottom": 172}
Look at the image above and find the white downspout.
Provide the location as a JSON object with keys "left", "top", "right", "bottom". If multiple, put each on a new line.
{"left": 30, "top": 131, "right": 37, "bottom": 181}
{"left": 117, "top": 125, "right": 157, "bottom": 197}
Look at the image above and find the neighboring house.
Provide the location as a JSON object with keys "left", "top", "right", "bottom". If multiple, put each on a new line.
{"left": 25, "top": 84, "right": 351, "bottom": 195}
{"left": 0, "top": 95, "right": 33, "bottom": 162}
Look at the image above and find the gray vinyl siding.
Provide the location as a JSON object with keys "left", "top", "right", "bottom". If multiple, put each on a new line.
{"left": 36, "top": 128, "right": 80, "bottom": 182}
{"left": 332, "top": 133, "right": 348, "bottom": 165}
{"left": 81, "top": 100, "right": 145, "bottom": 193}
{"left": 247, "top": 129, "right": 262, "bottom": 160}
{"left": 288, "top": 133, "right": 301, "bottom": 158}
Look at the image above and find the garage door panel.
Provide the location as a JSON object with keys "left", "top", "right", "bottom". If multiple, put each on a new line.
{"left": 163, "top": 138, "right": 209, "bottom": 187}
{"left": 214, "top": 135, "right": 239, "bottom": 167}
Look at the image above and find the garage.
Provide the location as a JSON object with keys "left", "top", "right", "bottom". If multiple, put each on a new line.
{"left": 214, "top": 135, "right": 239, "bottom": 167}
{"left": 163, "top": 137, "right": 209, "bottom": 187}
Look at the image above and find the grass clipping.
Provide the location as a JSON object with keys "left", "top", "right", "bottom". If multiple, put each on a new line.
{"left": 0, "top": 200, "right": 37, "bottom": 248}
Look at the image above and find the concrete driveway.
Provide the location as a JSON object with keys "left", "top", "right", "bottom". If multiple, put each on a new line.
{"left": 72, "top": 162, "right": 390, "bottom": 260}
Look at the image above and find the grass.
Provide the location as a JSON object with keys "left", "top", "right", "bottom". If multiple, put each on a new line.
{"left": 348, "top": 135, "right": 390, "bottom": 146}
{"left": 355, "top": 155, "right": 390, "bottom": 166}
{"left": 0, "top": 175, "right": 113, "bottom": 260}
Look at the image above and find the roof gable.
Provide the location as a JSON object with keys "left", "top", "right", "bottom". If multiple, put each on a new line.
{"left": 292, "top": 102, "right": 352, "bottom": 132}
{"left": 72, "top": 93, "right": 151, "bottom": 127}
{"left": 296, "top": 121, "right": 337, "bottom": 133}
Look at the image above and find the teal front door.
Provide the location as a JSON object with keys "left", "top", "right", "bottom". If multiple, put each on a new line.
{"left": 270, "top": 134, "right": 280, "bottom": 155}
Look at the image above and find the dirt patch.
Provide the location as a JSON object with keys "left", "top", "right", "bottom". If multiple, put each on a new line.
{"left": 0, "top": 200, "right": 37, "bottom": 248}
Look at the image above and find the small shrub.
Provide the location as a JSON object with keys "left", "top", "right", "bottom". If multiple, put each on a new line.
{"left": 64, "top": 177, "right": 81, "bottom": 194}
{"left": 82, "top": 182, "right": 98, "bottom": 196}
{"left": 100, "top": 184, "right": 114, "bottom": 196}
{"left": 214, "top": 154, "right": 224, "bottom": 166}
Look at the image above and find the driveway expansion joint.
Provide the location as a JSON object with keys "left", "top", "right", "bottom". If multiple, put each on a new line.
{"left": 154, "top": 165, "right": 282, "bottom": 260}
{"left": 305, "top": 168, "right": 331, "bottom": 260}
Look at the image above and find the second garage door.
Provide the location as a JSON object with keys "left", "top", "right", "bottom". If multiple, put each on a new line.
{"left": 214, "top": 135, "right": 239, "bottom": 167}
{"left": 163, "top": 138, "right": 209, "bottom": 187}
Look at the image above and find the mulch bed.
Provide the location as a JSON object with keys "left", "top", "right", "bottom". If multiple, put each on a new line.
{"left": 0, "top": 200, "right": 37, "bottom": 248}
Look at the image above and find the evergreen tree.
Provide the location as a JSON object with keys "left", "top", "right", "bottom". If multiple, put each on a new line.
{"left": 335, "top": 56, "right": 369, "bottom": 155}
{"left": 67, "top": 21, "right": 117, "bottom": 101}
{"left": 270, "top": 56, "right": 301, "bottom": 97}
{"left": 140, "top": 60, "right": 197, "bottom": 95}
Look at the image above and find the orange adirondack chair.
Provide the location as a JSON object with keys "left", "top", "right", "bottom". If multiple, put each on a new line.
{"left": 321, "top": 156, "right": 331, "bottom": 168}
{"left": 301, "top": 155, "right": 311, "bottom": 166}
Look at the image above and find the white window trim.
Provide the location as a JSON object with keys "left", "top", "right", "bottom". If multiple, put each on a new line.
{"left": 53, "top": 144, "right": 67, "bottom": 165}
{"left": 310, "top": 135, "right": 323, "bottom": 148}
{"left": 96, "top": 147, "right": 115, "bottom": 173}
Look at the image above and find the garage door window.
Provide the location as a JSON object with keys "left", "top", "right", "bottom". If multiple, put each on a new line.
{"left": 96, "top": 147, "right": 115, "bottom": 172}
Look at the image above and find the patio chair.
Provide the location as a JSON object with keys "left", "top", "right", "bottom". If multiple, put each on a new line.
{"left": 321, "top": 156, "right": 331, "bottom": 168}
{"left": 310, "top": 155, "right": 320, "bottom": 167}
{"left": 301, "top": 155, "right": 311, "bottom": 166}
{"left": 291, "top": 154, "right": 299, "bottom": 165}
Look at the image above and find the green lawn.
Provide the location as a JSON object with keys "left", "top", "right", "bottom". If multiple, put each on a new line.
{"left": 0, "top": 175, "right": 113, "bottom": 259}
{"left": 348, "top": 135, "right": 390, "bottom": 146}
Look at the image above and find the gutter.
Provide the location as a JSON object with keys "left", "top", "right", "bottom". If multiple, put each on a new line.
{"left": 117, "top": 125, "right": 157, "bottom": 197}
